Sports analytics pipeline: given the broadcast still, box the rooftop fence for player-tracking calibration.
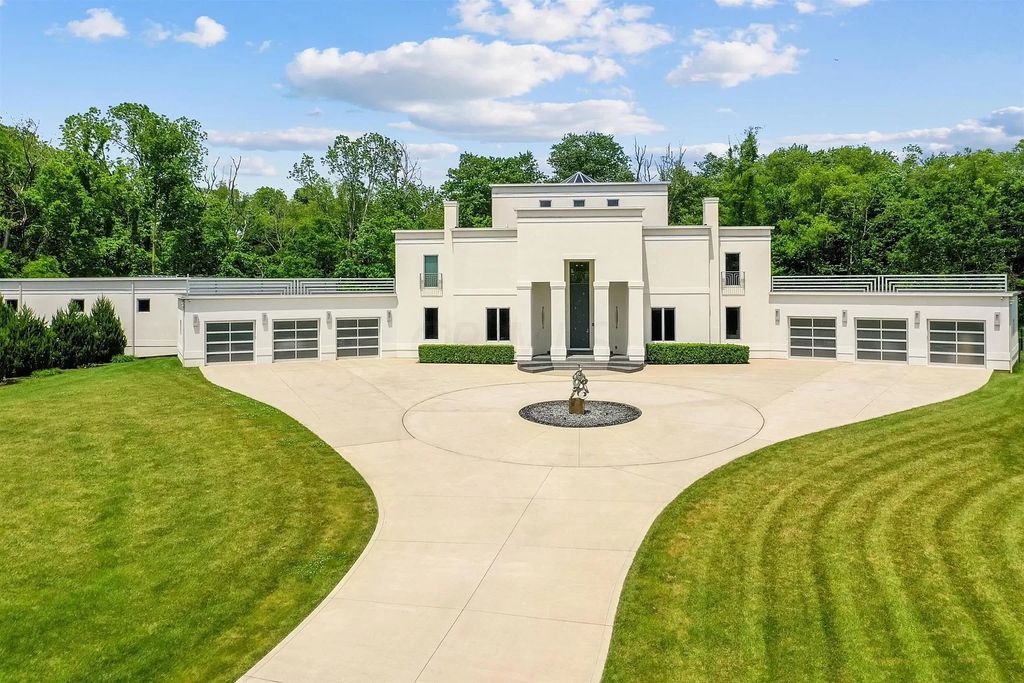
[185,278,396,296]
[771,274,1009,293]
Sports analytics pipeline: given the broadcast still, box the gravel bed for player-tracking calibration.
[518,400,642,428]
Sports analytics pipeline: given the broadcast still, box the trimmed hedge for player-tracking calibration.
[418,344,515,364]
[645,342,749,365]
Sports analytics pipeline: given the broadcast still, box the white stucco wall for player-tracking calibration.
[491,182,669,229]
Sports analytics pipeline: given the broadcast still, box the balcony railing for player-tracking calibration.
[722,271,745,287]
[771,274,1008,293]
[186,278,395,296]
[420,272,443,289]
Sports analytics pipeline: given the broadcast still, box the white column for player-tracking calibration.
[515,281,533,362]
[627,281,645,362]
[550,281,567,361]
[705,197,722,343]
[593,280,610,362]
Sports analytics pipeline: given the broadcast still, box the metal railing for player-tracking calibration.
[186,278,395,296]
[420,272,442,289]
[771,274,1008,293]
[722,271,745,287]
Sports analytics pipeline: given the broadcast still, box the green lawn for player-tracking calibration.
[605,366,1024,682]
[0,358,377,682]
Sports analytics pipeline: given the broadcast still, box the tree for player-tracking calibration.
[50,307,95,368]
[90,296,127,362]
[548,132,633,182]
[441,152,545,226]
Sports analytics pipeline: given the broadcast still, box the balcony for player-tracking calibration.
[420,272,443,291]
[721,270,745,295]
[771,274,1009,293]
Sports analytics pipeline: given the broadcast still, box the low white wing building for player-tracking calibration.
[2,176,1019,371]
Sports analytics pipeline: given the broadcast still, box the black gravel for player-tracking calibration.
[518,400,642,428]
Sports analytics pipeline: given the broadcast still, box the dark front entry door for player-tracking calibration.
[568,262,590,350]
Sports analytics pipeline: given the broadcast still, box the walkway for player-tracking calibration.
[202,359,989,683]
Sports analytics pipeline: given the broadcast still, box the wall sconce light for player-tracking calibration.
[994,312,1001,331]
[774,308,780,325]
[387,310,393,325]
[615,306,619,329]
[262,312,268,328]
[192,313,199,328]
[326,311,332,327]
[914,311,920,328]
[541,306,545,329]
[842,310,848,326]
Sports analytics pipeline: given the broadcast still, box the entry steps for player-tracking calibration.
[517,353,644,374]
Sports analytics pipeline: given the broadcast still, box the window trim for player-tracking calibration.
[725,306,741,340]
[424,307,439,341]
[650,307,676,342]
[486,307,511,342]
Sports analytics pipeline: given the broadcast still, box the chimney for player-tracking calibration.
[443,201,459,231]
[702,196,719,229]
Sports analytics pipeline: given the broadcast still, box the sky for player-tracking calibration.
[1,0,1022,192]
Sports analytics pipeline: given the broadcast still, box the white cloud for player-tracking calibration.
[176,16,227,48]
[716,0,778,7]
[794,1,816,13]
[779,106,1024,153]
[453,0,671,55]
[235,156,277,177]
[286,37,611,108]
[405,142,460,159]
[716,107,735,113]
[64,8,127,41]
[142,20,171,43]
[306,107,324,117]
[667,24,805,88]
[403,98,662,141]
[247,39,272,53]
[834,0,870,6]
[208,126,358,150]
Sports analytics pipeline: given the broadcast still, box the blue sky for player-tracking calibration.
[1,0,1022,191]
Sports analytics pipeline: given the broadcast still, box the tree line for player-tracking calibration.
[1,103,1021,285]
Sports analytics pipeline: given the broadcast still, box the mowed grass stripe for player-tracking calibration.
[604,365,1024,682]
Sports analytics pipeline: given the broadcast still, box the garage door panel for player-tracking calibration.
[205,321,255,364]
[928,320,985,366]
[337,318,380,359]
[856,318,908,363]
[273,319,320,362]
[789,317,837,359]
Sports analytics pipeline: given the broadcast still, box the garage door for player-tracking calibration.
[273,319,319,361]
[337,318,379,358]
[205,321,254,364]
[789,317,836,358]
[929,320,985,366]
[856,319,908,362]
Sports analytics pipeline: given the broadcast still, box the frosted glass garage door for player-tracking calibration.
[273,319,319,361]
[929,320,985,366]
[789,317,837,358]
[205,321,254,364]
[856,319,908,362]
[336,318,379,358]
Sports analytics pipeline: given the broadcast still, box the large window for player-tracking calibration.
[651,307,676,342]
[337,318,380,358]
[273,319,319,361]
[424,307,439,340]
[486,307,510,341]
[725,307,741,340]
[422,254,439,288]
[929,320,985,366]
[205,321,255,364]
[856,318,908,362]
[789,317,836,358]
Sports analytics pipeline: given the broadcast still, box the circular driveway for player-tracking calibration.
[403,379,765,466]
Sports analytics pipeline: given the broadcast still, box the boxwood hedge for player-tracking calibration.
[418,344,515,364]
[645,342,749,365]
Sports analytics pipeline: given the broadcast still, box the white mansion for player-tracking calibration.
[1,175,1019,371]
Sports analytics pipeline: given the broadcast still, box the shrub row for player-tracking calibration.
[0,297,127,380]
[418,344,515,364]
[645,342,749,365]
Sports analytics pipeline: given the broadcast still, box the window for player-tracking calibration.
[725,307,741,340]
[539,199,552,208]
[205,321,255,364]
[486,308,510,341]
[573,199,585,207]
[651,307,676,342]
[424,307,439,340]
[856,318,908,362]
[137,298,151,313]
[607,198,619,207]
[789,317,837,358]
[70,298,85,313]
[337,318,380,358]
[4,299,17,311]
[928,320,985,366]
[724,253,741,286]
[422,254,439,288]
[273,319,319,361]
[725,253,740,272]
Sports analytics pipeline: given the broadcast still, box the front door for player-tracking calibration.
[568,261,590,350]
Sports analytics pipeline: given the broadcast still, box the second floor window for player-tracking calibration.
[651,307,676,342]
[423,254,439,288]
[486,308,510,341]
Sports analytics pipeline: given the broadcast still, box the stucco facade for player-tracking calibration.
[1,178,1018,371]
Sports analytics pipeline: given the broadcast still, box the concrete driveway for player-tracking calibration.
[203,359,989,683]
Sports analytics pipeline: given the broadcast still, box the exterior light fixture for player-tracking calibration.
[192,313,199,328]
[994,312,1000,331]
[326,311,332,327]
[262,312,268,328]
[842,310,848,326]
[774,308,780,325]
[387,310,393,325]
[914,311,920,328]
